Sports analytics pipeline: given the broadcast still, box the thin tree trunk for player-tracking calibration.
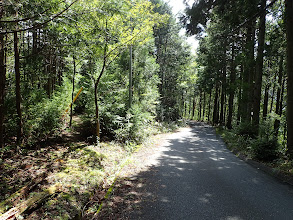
[252,0,266,134]
[274,56,284,137]
[224,95,227,123]
[280,77,286,117]
[70,56,76,127]
[129,45,133,109]
[202,91,206,121]
[227,44,236,129]
[94,82,100,141]
[285,0,293,156]
[220,66,226,125]
[184,101,187,118]
[22,32,26,83]
[270,73,277,113]
[0,2,4,147]
[192,94,196,120]
[94,40,108,140]
[263,83,269,120]
[0,33,5,148]
[58,60,63,86]
[208,90,212,122]
[237,65,243,124]
[198,92,202,121]
[14,31,22,144]
[189,96,192,117]
[213,86,219,125]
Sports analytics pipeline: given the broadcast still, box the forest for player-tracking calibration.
[0,0,292,219]
[182,0,293,162]
[0,0,196,148]
[0,0,196,218]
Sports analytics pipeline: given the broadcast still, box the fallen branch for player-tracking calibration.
[0,173,47,214]
[0,184,61,220]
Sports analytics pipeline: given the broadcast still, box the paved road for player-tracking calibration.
[130,122,293,220]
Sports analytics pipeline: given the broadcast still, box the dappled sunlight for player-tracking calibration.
[85,122,293,219]
[87,123,274,219]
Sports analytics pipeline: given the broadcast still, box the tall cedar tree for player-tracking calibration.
[286,0,293,156]
[252,0,266,133]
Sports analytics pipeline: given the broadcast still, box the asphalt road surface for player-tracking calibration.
[130,122,293,220]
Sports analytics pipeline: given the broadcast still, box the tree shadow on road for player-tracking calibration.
[85,122,273,219]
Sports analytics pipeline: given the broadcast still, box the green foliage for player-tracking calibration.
[153,8,195,121]
[218,128,250,153]
[250,137,279,162]
[234,122,257,139]
[24,86,70,145]
[115,104,156,143]
[3,81,71,146]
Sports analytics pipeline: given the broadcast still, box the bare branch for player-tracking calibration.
[0,8,50,23]
[0,0,79,34]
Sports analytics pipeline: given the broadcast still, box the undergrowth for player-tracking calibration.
[217,125,293,177]
[0,142,134,219]
[0,116,185,219]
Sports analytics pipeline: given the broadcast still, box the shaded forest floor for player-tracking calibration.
[0,116,171,219]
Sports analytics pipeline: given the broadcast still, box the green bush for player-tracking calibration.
[115,104,155,144]
[250,137,279,162]
[234,122,257,139]
[218,128,250,153]
[23,85,71,145]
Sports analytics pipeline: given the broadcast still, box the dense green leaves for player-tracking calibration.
[184,0,293,160]
[0,0,196,147]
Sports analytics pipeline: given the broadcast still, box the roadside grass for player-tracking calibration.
[216,127,293,179]
[216,127,252,157]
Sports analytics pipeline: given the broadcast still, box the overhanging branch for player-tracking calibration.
[0,0,79,34]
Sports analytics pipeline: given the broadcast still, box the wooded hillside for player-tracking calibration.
[0,0,196,148]
[182,0,293,161]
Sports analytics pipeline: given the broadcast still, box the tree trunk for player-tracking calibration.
[263,83,269,120]
[227,44,236,129]
[280,77,286,117]
[70,56,76,127]
[94,42,107,141]
[237,65,243,124]
[202,91,206,121]
[192,95,196,120]
[0,33,5,148]
[208,90,212,122]
[184,100,187,118]
[0,2,4,148]
[198,92,202,121]
[129,45,133,109]
[189,96,192,117]
[252,0,266,134]
[270,73,277,113]
[94,82,100,141]
[285,0,293,156]
[14,31,22,144]
[220,67,226,125]
[274,56,284,137]
[242,21,256,123]
[213,86,219,125]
